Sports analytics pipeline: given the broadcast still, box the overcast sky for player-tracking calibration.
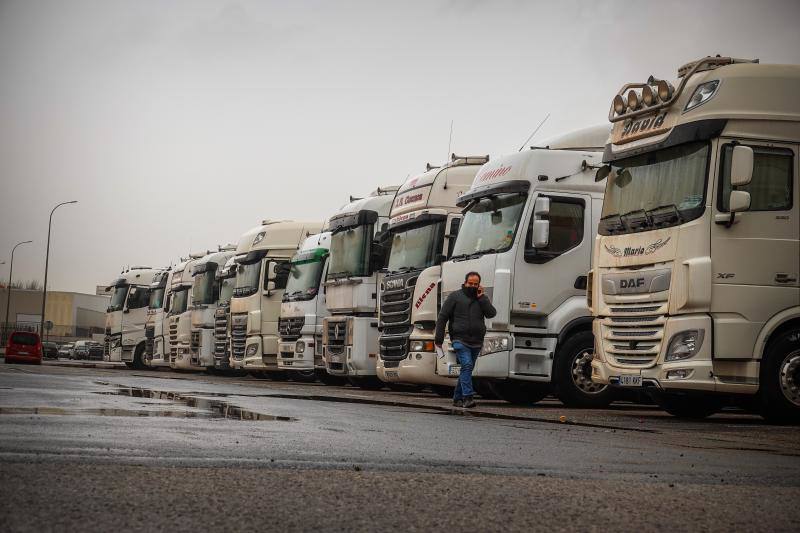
[1,0,799,293]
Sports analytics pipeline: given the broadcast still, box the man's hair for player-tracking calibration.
[464,271,481,283]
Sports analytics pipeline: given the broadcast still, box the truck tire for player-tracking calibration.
[759,328,800,424]
[348,376,385,390]
[653,392,721,419]
[553,330,614,408]
[431,385,455,398]
[132,344,147,370]
[489,380,549,405]
[474,379,498,399]
[290,369,318,383]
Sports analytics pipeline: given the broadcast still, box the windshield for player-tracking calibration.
[284,258,326,301]
[108,285,129,312]
[219,276,235,304]
[234,261,261,297]
[452,193,526,257]
[599,141,709,235]
[192,271,216,305]
[328,224,371,279]
[148,287,165,310]
[387,221,445,273]
[170,288,189,315]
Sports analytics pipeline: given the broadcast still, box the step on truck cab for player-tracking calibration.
[278,232,332,381]
[212,255,238,371]
[377,156,487,390]
[186,245,238,371]
[439,125,614,407]
[590,57,800,422]
[168,255,203,369]
[323,186,399,389]
[103,266,160,368]
[229,220,324,376]
[144,268,173,368]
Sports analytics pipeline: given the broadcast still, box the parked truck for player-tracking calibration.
[229,220,324,376]
[185,246,238,371]
[377,156,487,393]
[590,56,800,422]
[144,268,173,368]
[212,255,238,372]
[278,232,333,382]
[103,266,160,368]
[322,186,399,389]
[437,125,614,407]
[168,255,203,369]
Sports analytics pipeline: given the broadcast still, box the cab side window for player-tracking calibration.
[525,197,585,264]
[265,261,291,291]
[719,145,793,211]
[127,287,150,310]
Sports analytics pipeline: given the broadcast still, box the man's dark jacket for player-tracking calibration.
[435,288,497,347]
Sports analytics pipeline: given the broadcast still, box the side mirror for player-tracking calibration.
[730,145,754,187]
[534,197,550,217]
[729,190,751,213]
[532,220,550,248]
[595,165,612,182]
[267,261,278,280]
[266,281,276,292]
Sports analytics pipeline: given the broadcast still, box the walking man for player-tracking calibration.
[435,271,496,408]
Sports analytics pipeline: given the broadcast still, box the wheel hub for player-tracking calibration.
[779,349,800,408]
[571,349,606,394]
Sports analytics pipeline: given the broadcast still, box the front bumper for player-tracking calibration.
[278,337,316,371]
[377,351,455,386]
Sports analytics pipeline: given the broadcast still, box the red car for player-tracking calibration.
[4,331,43,365]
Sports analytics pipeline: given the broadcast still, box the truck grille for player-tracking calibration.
[169,318,179,360]
[601,299,667,367]
[214,307,229,363]
[279,316,305,342]
[190,330,201,364]
[231,314,247,360]
[104,327,111,356]
[325,319,346,355]
[379,275,416,362]
[145,325,155,359]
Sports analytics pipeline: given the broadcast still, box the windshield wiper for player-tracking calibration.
[599,214,625,234]
[644,204,684,227]
[620,209,653,232]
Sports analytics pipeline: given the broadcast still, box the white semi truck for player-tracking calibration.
[438,126,615,407]
[212,255,238,372]
[168,255,202,369]
[186,246,238,371]
[590,56,800,422]
[322,186,399,389]
[103,266,160,368]
[144,268,173,368]
[377,156,487,393]
[278,232,333,382]
[229,220,324,376]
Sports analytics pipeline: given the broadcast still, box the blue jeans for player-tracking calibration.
[452,341,481,401]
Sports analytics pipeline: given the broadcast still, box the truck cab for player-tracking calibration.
[278,232,332,381]
[439,126,615,407]
[590,57,800,422]
[168,256,202,369]
[212,255,238,371]
[229,220,323,376]
[377,156,486,391]
[144,268,173,368]
[103,266,160,368]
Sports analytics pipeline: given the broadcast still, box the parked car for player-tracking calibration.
[42,341,59,359]
[4,331,43,365]
[58,343,74,359]
[72,340,103,361]
[87,341,104,361]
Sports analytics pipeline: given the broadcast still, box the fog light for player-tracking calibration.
[627,90,640,111]
[613,94,626,115]
[295,340,306,354]
[665,330,705,362]
[416,353,422,360]
[657,80,674,101]
[245,343,258,357]
[642,85,658,106]
[666,369,693,380]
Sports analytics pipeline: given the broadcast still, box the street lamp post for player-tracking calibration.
[40,201,77,339]
[4,240,32,342]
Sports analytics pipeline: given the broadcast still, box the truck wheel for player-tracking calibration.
[489,380,549,405]
[265,371,289,381]
[759,328,800,424]
[348,376,385,390]
[132,344,147,370]
[474,379,498,399]
[317,370,347,386]
[431,385,455,398]
[553,330,614,408]
[653,393,721,419]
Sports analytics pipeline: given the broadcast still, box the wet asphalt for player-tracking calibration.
[1,361,799,532]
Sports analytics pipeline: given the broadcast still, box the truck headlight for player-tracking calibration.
[295,340,306,354]
[665,330,704,362]
[684,80,719,112]
[245,343,258,357]
[480,335,511,356]
[410,340,435,352]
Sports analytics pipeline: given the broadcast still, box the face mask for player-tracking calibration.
[464,286,478,298]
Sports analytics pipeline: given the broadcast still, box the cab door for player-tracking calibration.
[710,140,799,359]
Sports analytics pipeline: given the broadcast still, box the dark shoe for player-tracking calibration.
[462,396,476,408]
[453,399,463,407]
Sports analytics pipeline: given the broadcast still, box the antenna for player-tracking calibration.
[443,120,454,189]
[518,113,551,152]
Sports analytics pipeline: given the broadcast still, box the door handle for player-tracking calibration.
[775,273,798,284]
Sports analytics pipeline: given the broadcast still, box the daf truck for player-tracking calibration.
[229,220,324,376]
[590,56,800,422]
[144,268,173,368]
[278,232,333,382]
[103,266,160,368]
[377,156,487,393]
[186,246,238,371]
[322,186,399,389]
[437,125,614,407]
[168,255,202,368]
[212,255,238,372]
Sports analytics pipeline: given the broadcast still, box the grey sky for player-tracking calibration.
[1,0,799,293]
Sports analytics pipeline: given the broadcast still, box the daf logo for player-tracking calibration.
[619,278,646,289]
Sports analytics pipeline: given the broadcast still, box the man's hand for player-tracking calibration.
[477,285,485,298]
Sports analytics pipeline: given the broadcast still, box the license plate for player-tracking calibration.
[385,371,399,378]
[447,364,461,377]
[618,374,642,387]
